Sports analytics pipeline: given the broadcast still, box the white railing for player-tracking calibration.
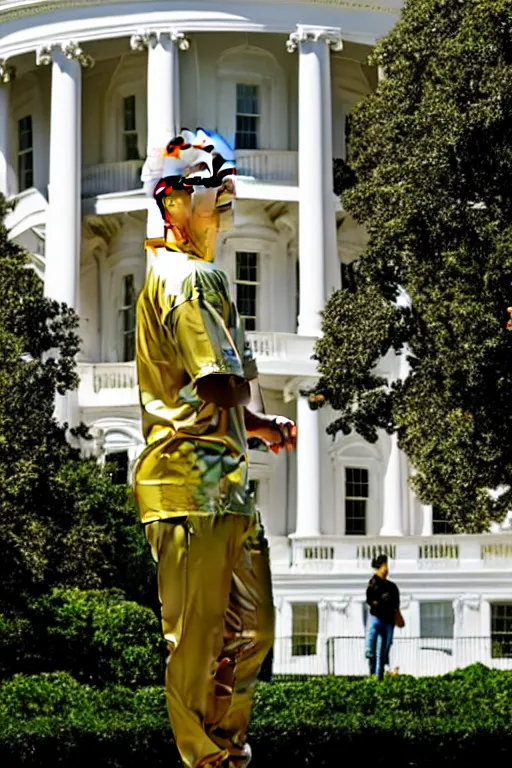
[78,332,316,406]
[80,152,297,198]
[82,160,144,198]
[272,636,512,678]
[283,534,512,573]
[236,150,298,184]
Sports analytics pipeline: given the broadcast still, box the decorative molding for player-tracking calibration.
[286,25,344,53]
[320,597,352,614]
[36,40,94,68]
[453,594,481,617]
[130,29,190,52]
[0,58,15,82]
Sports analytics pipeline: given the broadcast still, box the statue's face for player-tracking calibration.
[152,129,236,262]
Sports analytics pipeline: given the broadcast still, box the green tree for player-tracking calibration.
[313,0,512,532]
[0,195,155,612]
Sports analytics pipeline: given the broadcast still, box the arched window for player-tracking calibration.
[216,46,287,151]
[330,437,382,536]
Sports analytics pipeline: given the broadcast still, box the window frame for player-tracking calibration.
[491,602,512,659]
[291,602,319,657]
[234,250,259,331]
[234,83,260,150]
[121,94,140,162]
[119,273,137,362]
[344,466,369,536]
[17,114,34,192]
[329,438,382,536]
[419,601,455,640]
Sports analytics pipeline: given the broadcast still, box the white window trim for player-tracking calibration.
[101,256,144,362]
[104,58,146,164]
[219,232,278,332]
[216,45,287,151]
[329,438,382,536]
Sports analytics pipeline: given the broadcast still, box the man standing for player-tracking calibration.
[365,554,402,679]
[133,130,296,768]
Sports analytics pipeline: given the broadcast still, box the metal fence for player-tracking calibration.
[271,636,512,678]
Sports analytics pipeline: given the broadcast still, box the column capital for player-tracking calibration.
[130,28,190,52]
[283,376,317,403]
[286,25,343,54]
[36,41,95,68]
[0,59,16,83]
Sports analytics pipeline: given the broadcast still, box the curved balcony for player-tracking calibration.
[81,152,298,199]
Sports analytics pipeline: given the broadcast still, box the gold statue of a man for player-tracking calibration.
[134,130,296,768]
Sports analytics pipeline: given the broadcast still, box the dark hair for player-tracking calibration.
[371,554,388,570]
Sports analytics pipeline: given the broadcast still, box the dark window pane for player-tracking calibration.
[235,85,259,150]
[124,133,139,161]
[491,604,512,658]
[432,505,456,535]
[107,451,129,485]
[236,84,259,114]
[18,152,34,191]
[345,468,369,498]
[18,115,33,152]
[121,275,136,362]
[345,499,366,535]
[123,95,136,132]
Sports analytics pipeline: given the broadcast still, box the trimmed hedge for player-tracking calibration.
[0,664,511,767]
[0,588,165,686]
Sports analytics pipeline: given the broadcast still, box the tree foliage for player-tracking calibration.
[0,196,155,612]
[313,0,512,531]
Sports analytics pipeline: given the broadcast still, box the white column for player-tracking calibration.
[294,394,321,537]
[37,42,93,427]
[321,40,340,299]
[0,60,15,196]
[287,26,342,337]
[421,504,433,536]
[131,30,189,238]
[381,432,404,536]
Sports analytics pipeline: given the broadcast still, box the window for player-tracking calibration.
[345,468,368,535]
[235,251,259,331]
[292,603,318,657]
[18,115,34,191]
[420,602,454,639]
[106,451,129,485]
[235,84,259,150]
[491,603,512,659]
[121,274,136,362]
[432,505,456,535]
[123,95,139,161]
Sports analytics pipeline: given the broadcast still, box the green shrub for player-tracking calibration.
[0,665,511,767]
[26,588,165,686]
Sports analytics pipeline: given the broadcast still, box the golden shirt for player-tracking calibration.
[133,244,258,524]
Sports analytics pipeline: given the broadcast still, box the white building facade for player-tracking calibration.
[2,0,512,677]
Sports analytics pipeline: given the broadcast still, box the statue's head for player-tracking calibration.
[142,128,236,262]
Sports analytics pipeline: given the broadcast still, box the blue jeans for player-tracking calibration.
[365,615,394,680]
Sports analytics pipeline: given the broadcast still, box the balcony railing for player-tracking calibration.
[82,160,144,198]
[272,636,512,678]
[77,331,316,406]
[281,534,512,573]
[81,151,298,198]
[236,150,298,184]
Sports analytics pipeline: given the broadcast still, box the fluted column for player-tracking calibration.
[421,504,433,536]
[381,432,404,536]
[37,41,94,427]
[131,29,189,238]
[294,393,321,537]
[0,60,15,196]
[287,26,342,336]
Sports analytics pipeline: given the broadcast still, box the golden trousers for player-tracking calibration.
[145,514,274,768]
